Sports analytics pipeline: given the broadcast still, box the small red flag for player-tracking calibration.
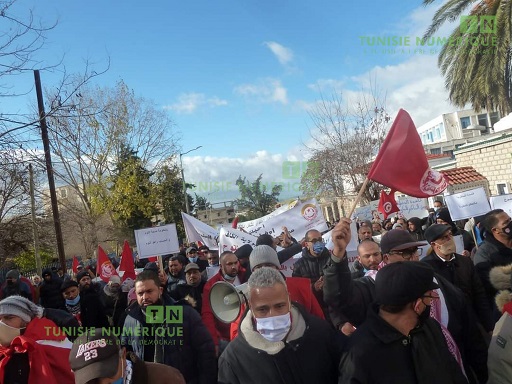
[119,240,136,282]
[232,216,239,229]
[96,245,119,283]
[368,109,448,197]
[72,255,79,274]
[378,190,400,219]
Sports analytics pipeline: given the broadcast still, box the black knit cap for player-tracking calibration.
[375,262,439,306]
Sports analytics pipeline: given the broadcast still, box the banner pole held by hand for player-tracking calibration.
[347,177,370,219]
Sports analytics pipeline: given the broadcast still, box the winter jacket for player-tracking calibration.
[0,280,33,301]
[101,288,128,327]
[487,264,512,384]
[474,235,512,311]
[171,279,207,313]
[338,304,468,384]
[121,295,217,384]
[324,255,489,384]
[39,272,65,310]
[201,269,247,346]
[292,247,331,317]
[219,304,343,384]
[69,290,110,328]
[422,252,493,332]
[166,272,187,296]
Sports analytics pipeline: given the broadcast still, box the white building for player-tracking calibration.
[418,108,501,156]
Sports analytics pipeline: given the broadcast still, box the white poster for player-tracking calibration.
[181,212,219,249]
[397,196,429,219]
[490,194,512,217]
[237,199,328,241]
[134,224,180,259]
[238,200,297,232]
[353,200,382,221]
[444,187,491,221]
[218,227,258,254]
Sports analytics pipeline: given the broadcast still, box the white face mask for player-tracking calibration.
[254,312,291,342]
[0,320,23,346]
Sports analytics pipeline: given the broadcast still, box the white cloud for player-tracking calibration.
[164,93,228,114]
[264,41,294,66]
[234,78,288,105]
[182,149,309,203]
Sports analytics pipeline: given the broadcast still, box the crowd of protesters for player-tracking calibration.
[0,199,511,383]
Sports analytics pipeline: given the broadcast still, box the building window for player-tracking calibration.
[60,189,67,199]
[443,150,454,158]
[460,116,471,129]
[430,148,441,155]
[490,111,500,126]
[478,114,488,127]
[497,183,509,195]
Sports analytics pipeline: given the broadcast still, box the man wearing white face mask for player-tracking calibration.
[218,268,343,384]
[422,224,493,334]
[69,329,185,384]
[0,295,79,384]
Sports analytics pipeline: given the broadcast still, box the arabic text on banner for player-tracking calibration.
[134,224,180,258]
[444,187,491,221]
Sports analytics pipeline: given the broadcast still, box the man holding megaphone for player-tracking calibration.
[218,267,343,383]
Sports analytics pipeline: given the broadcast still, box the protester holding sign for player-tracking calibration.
[436,208,475,256]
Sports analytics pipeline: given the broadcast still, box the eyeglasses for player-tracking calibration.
[307,237,323,244]
[389,247,422,259]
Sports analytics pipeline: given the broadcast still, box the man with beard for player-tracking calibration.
[339,262,468,384]
[121,270,216,384]
[61,280,109,328]
[166,255,187,295]
[202,251,247,356]
[100,275,128,327]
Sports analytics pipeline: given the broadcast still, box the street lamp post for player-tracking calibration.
[180,146,202,214]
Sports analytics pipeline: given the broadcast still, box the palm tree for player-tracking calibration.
[423,0,512,115]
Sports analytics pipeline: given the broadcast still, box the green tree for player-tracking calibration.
[423,0,512,115]
[14,247,55,272]
[235,174,282,219]
[194,194,211,211]
[154,162,188,241]
[106,145,157,233]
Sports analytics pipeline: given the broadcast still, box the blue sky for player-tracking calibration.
[4,0,457,203]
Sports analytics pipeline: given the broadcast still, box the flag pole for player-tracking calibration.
[347,177,370,219]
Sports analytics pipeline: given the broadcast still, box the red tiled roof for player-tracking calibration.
[426,153,451,160]
[440,167,487,185]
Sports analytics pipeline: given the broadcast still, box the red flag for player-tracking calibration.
[119,240,136,282]
[148,256,158,262]
[72,255,79,274]
[232,216,239,229]
[368,109,448,197]
[96,245,119,283]
[378,190,400,219]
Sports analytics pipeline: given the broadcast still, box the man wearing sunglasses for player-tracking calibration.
[325,219,488,384]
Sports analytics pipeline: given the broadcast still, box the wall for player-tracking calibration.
[455,135,512,196]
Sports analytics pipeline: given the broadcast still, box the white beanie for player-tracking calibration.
[0,295,44,323]
[249,245,280,271]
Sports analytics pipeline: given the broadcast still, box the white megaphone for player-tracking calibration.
[209,281,249,323]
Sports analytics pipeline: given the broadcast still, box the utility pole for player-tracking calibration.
[28,164,42,276]
[180,145,202,214]
[34,70,67,273]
